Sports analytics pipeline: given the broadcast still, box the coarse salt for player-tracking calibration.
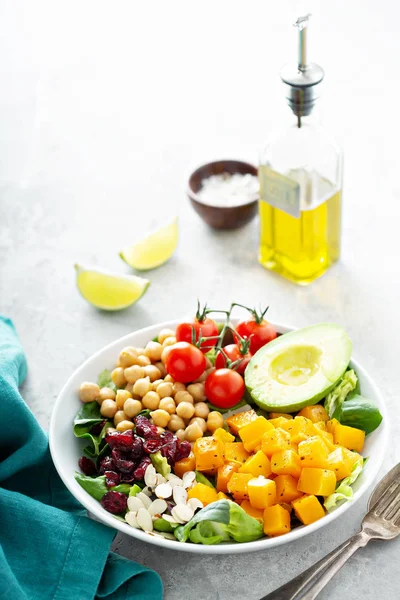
[197,173,259,208]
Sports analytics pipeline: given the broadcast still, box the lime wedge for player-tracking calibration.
[119,217,179,270]
[75,264,150,311]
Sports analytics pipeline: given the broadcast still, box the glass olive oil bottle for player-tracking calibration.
[259,15,343,285]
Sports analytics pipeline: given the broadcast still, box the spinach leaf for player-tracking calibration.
[74,473,131,501]
[74,401,103,426]
[98,369,117,392]
[335,394,382,434]
[189,520,230,544]
[73,402,111,457]
[226,502,263,542]
[174,500,231,542]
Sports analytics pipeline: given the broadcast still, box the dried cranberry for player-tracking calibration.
[105,430,134,450]
[143,438,163,454]
[111,449,136,474]
[129,436,144,460]
[89,420,107,436]
[120,472,137,483]
[160,439,179,466]
[78,456,97,476]
[175,440,191,462]
[160,430,175,444]
[101,491,128,514]
[105,470,120,487]
[134,416,159,439]
[99,455,114,474]
[133,456,151,480]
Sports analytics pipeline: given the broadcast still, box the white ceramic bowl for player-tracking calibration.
[49,321,388,554]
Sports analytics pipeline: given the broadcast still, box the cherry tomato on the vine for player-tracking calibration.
[205,368,245,409]
[215,344,251,375]
[235,319,277,355]
[165,342,206,383]
[176,317,219,352]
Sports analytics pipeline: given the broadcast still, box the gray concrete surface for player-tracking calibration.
[1,1,399,598]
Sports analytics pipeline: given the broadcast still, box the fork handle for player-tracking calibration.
[260,530,370,600]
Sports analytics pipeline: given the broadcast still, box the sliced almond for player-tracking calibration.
[148,499,168,517]
[125,511,140,528]
[172,504,194,523]
[137,508,153,532]
[144,465,157,488]
[155,482,173,499]
[162,514,179,525]
[127,496,145,512]
[141,486,153,497]
[187,498,204,512]
[136,492,152,509]
[155,474,167,486]
[172,485,188,505]
[182,471,196,488]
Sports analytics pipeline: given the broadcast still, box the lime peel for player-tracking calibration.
[119,217,179,271]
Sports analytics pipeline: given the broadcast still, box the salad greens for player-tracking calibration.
[73,401,110,458]
[324,370,358,417]
[151,452,171,477]
[324,456,366,511]
[74,473,131,501]
[195,471,215,488]
[97,369,117,392]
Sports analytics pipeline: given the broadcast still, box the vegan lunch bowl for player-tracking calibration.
[49,302,388,554]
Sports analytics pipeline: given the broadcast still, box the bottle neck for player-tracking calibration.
[284,83,321,128]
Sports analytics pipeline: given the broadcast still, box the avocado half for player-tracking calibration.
[245,323,352,413]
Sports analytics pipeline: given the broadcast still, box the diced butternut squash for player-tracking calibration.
[280,416,314,443]
[248,476,276,509]
[268,417,293,429]
[298,436,329,468]
[240,500,264,522]
[297,405,329,423]
[173,454,196,478]
[326,447,354,481]
[275,474,303,503]
[217,462,239,493]
[326,418,340,434]
[333,423,365,453]
[224,442,250,465]
[217,491,229,500]
[188,483,218,506]
[292,494,325,524]
[297,468,337,496]
[213,427,235,444]
[261,428,291,457]
[227,472,253,503]
[313,420,327,432]
[314,429,336,452]
[239,450,272,478]
[226,409,258,435]
[269,412,293,420]
[271,450,302,478]
[239,417,274,452]
[263,504,291,537]
[279,502,293,513]
[343,448,362,466]
[193,437,225,472]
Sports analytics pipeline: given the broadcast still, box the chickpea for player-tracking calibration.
[111,367,127,388]
[187,383,206,403]
[142,365,162,382]
[172,382,186,394]
[194,402,210,419]
[168,414,185,432]
[125,382,134,394]
[176,401,195,420]
[161,346,172,364]
[97,387,116,404]
[145,341,163,362]
[194,371,208,383]
[158,328,175,344]
[207,411,224,433]
[162,336,177,348]
[119,346,138,368]
[150,409,171,428]
[175,428,186,441]
[114,410,128,426]
[151,379,164,391]
[136,355,151,367]
[189,417,207,433]
[116,420,135,432]
[78,382,100,403]
[100,399,118,418]
[157,381,174,398]
[124,364,145,384]
[164,373,174,383]
[135,347,146,355]
[155,361,167,377]
[115,389,132,410]
[133,377,151,397]
[142,391,160,410]
[184,421,203,442]
[156,426,165,435]
[159,397,176,414]
[124,398,143,418]
[175,390,194,405]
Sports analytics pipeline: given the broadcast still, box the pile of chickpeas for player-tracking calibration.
[78,327,224,442]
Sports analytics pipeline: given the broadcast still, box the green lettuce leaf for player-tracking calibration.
[189,521,230,545]
[324,456,365,511]
[324,370,358,418]
[174,500,231,542]
[226,502,263,542]
[74,473,131,501]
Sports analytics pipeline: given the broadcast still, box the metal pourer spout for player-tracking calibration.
[280,14,324,125]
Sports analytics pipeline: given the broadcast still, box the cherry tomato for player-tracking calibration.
[205,368,245,409]
[215,344,251,375]
[176,317,219,352]
[165,342,206,383]
[235,319,277,354]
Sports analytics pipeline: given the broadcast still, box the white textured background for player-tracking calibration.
[0,1,399,598]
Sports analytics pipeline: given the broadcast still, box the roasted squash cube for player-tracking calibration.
[333,423,365,453]
[297,405,329,423]
[217,491,230,500]
[275,474,303,503]
[240,499,264,522]
[297,467,337,496]
[269,412,293,420]
[326,418,340,434]
[213,427,235,444]
[173,453,196,479]
[326,447,354,481]
[268,417,293,429]
[280,416,314,443]
[261,427,291,457]
[248,476,276,509]
[226,409,258,435]
[298,436,329,468]
[271,450,302,478]
[224,442,250,465]
[217,462,239,493]
[292,494,325,524]
[187,483,218,506]
[239,450,272,478]
[263,504,291,537]
[227,472,253,503]
[239,417,275,452]
[193,437,225,471]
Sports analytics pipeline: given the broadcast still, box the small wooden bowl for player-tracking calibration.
[187,159,259,230]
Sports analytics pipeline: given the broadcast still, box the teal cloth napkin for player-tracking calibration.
[0,317,163,600]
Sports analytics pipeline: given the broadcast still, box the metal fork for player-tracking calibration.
[261,463,400,600]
